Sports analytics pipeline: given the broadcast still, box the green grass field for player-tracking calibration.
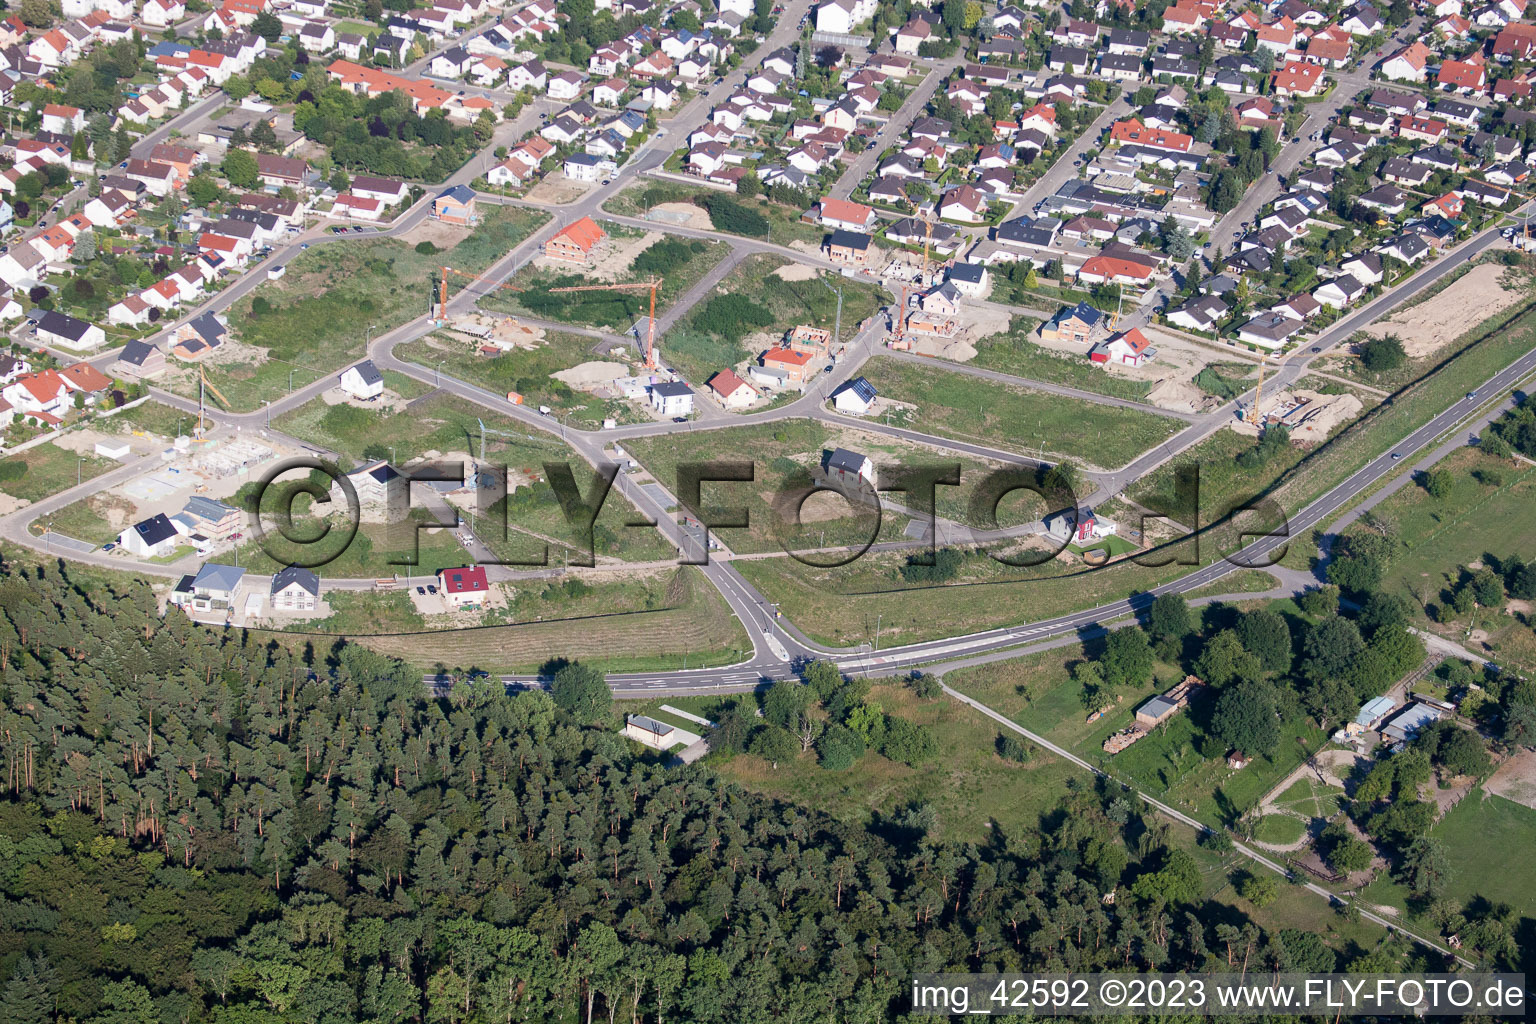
[622,418,1023,554]
[704,681,1082,844]
[1253,814,1307,844]
[734,549,1188,648]
[272,392,675,564]
[277,566,752,674]
[394,331,646,428]
[662,253,889,385]
[175,206,549,412]
[967,316,1154,403]
[857,357,1183,471]
[603,182,825,247]
[227,512,471,578]
[0,443,115,503]
[35,491,130,545]
[485,233,728,330]
[99,400,198,440]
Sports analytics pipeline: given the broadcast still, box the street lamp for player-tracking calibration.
[366,323,379,348]
[289,367,297,393]
[436,361,443,385]
[77,457,83,487]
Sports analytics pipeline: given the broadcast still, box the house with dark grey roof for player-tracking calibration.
[339,359,385,400]
[822,447,875,488]
[271,565,320,611]
[119,512,180,558]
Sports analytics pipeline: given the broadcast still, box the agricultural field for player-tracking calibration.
[663,253,889,385]
[857,357,1183,471]
[0,443,115,504]
[169,206,549,412]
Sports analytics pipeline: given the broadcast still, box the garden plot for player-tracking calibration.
[1361,262,1530,359]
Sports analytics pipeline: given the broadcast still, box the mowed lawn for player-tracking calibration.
[184,206,549,412]
[857,357,1182,471]
[706,682,1082,844]
[0,443,115,503]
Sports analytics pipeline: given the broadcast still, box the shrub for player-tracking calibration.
[0,460,27,482]
[899,547,964,583]
[690,293,774,342]
[1359,335,1407,372]
[699,193,769,237]
[414,240,440,255]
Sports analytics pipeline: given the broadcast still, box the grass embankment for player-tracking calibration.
[177,206,549,412]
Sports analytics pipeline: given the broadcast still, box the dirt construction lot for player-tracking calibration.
[1362,262,1530,358]
[1485,747,1536,810]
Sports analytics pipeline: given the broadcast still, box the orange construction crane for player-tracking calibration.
[549,277,663,369]
[438,265,523,321]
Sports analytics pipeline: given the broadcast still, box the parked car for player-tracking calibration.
[101,541,116,552]
[416,586,426,595]
[426,584,437,594]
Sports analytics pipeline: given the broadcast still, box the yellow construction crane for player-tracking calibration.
[438,264,523,321]
[196,366,231,439]
[1248,354,1268,425]
[548,277,663,370]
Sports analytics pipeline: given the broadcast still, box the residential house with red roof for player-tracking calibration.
[1438,58,1488,94]
[437,565,490,608]
[543,216,606,263]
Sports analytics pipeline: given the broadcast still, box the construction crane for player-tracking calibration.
[1248,354,1268,425]
[548,277,663,370]
[196,366,231,439]
[437,264,524,322]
